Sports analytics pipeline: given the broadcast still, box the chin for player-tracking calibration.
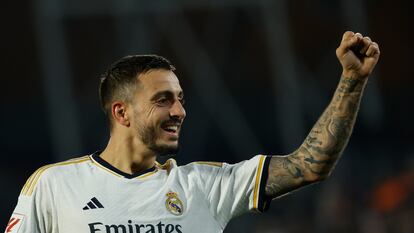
[150,141,180,157]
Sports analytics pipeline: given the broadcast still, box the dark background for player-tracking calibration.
[2,0,413,232]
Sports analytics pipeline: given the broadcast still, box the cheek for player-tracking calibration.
[138,108,163,131]
[130,108,149,128]
[133,104,154,120]
[146,106,157,119]
[147,105,170,122]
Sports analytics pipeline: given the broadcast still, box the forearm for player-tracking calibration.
[297,74,366,177]
[265,74,367,198]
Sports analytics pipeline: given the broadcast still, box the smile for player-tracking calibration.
[161,122,181,137]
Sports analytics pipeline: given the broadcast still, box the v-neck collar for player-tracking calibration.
[91,151,157,179]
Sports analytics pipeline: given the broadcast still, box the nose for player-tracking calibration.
[169,99,186,120]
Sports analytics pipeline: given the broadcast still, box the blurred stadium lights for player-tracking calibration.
[34,0,83,161]
[261,0,305,150]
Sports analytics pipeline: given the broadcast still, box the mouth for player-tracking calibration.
[161,122,181,138]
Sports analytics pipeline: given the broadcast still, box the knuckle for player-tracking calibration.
[344,30,354,36]
[343,31,354,40]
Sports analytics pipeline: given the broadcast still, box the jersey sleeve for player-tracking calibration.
[193,155,271,227]
[5,168,56,233]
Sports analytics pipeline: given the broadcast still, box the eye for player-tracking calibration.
[156,98,170,106]
[179,97,185,106]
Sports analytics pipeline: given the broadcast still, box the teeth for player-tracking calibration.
[165,125,178,132]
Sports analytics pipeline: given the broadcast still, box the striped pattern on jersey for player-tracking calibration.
[20,156,91,196]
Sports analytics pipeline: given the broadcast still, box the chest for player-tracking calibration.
[52,173,220,233]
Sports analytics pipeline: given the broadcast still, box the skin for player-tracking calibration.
[265,31,381,199]
[100,69,186,175]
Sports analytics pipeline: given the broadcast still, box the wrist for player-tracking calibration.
[339,73,368,93]
[341,70,370,81]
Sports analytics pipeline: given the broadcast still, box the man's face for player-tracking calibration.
[130,69,186,156]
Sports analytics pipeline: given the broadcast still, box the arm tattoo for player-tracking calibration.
[265,75,367,199]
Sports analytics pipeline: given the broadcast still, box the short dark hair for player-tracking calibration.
[99,54,175,127]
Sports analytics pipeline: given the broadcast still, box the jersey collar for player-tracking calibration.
[91,151,157,179]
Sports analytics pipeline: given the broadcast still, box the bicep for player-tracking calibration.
[265,153,309,199]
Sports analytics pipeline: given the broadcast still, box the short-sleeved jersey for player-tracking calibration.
[6,152,271,233]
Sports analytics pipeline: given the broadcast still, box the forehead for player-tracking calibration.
[137,69,182,96]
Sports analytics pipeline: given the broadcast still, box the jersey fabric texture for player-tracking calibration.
[6,152,271,233]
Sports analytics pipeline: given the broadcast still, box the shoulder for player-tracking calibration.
[177,155,268,177]
[173,160,225,180]
[20,155,92,196]
[179,155,266,170]
[179,160,224,171]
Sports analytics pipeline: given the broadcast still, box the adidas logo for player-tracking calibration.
[83,197,104,210]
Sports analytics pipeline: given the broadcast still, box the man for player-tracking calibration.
[6,31,379,233]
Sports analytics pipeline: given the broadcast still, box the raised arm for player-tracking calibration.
[265,31,380,199]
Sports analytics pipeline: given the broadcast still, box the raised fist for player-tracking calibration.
[336,31,380,79]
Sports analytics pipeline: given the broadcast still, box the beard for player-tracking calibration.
[137,122,180,157]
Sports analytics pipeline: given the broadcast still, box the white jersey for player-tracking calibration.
[6,152,271,233]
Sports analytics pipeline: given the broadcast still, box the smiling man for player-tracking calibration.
[6,31,380,233]
[97,60,186,177]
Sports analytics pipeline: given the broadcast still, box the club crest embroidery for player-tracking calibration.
[165,191,184,215]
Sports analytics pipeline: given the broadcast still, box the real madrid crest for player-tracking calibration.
[165,191,184,216]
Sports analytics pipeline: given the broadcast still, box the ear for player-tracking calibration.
[111,101,130,127]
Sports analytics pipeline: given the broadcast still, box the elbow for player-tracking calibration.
[304,169,333,183]
[302,154,339,183]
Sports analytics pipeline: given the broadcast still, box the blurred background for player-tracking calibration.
[2,0,413,232]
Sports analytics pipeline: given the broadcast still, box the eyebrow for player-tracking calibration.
[150,90,184,101]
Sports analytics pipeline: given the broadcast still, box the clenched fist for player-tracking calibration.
[336,31,380,79]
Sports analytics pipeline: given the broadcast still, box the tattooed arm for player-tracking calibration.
[265,31,380,199]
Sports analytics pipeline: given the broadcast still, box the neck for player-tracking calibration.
[100,133,156,175]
